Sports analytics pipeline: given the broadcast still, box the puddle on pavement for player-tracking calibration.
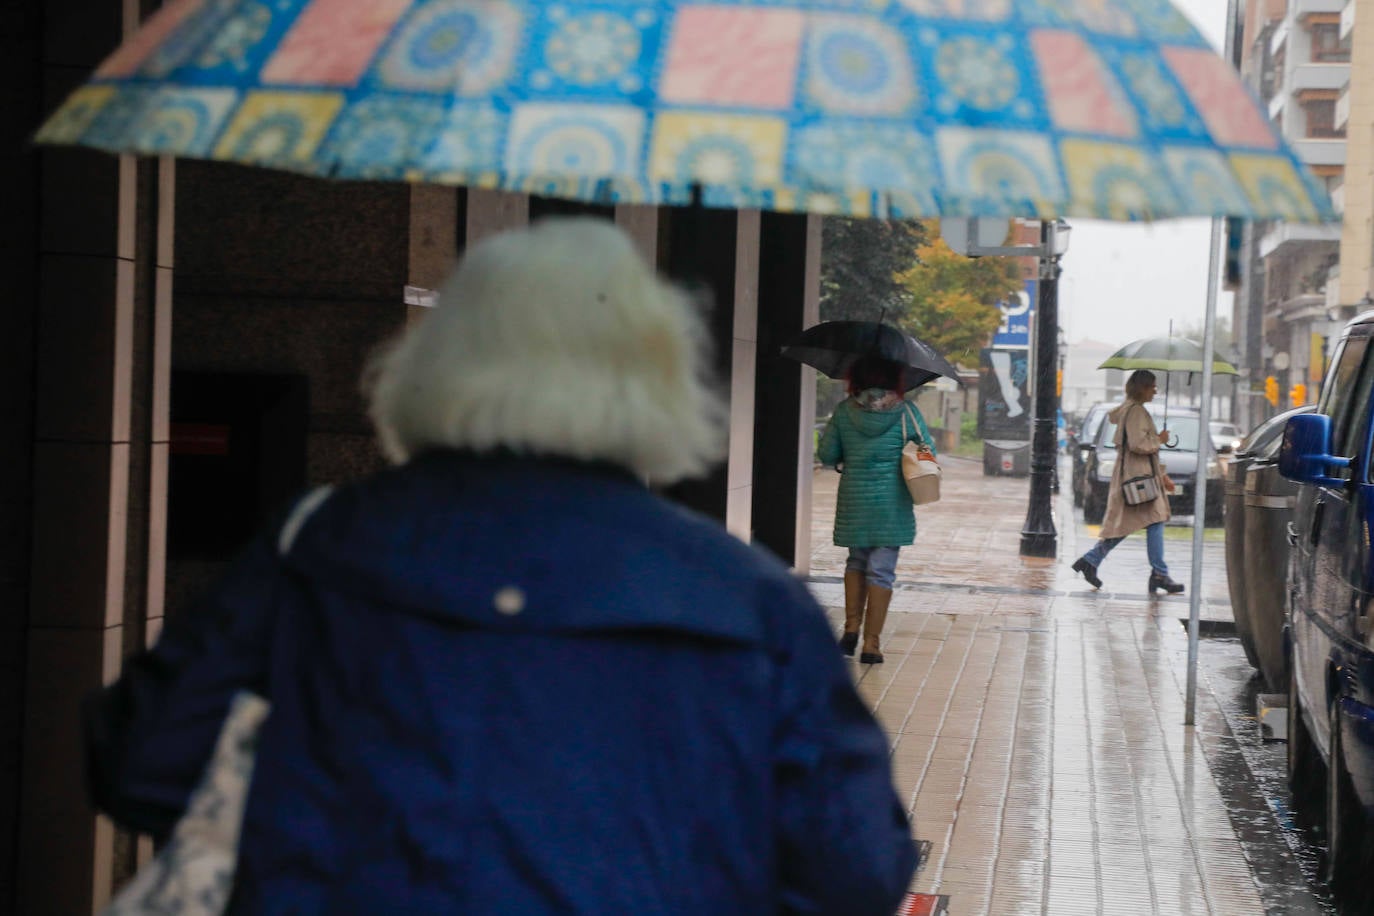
[1189,630,1339,914]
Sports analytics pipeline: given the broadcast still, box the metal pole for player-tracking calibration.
[1021,220,1060,557]
[1185,218,1222,726]
[1185,0,1239,727]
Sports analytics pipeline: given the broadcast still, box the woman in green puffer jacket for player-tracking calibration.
[817,356,933,664]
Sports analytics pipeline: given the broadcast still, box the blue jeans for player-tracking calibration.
[1081,522,1168,575]
[846,546,900,589]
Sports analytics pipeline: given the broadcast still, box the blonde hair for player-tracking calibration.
[365,217,727,484]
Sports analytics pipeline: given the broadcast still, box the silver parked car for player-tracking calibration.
[1080,404,1222,527]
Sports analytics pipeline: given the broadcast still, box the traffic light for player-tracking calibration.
[1264,376,1279,407]
[1290,383,1307,406]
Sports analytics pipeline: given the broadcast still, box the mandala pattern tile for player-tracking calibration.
[805,15,918,116]
[507,103,646,179]
[1061,138,1177,220]
[373,0,524,93]
[213,90,344,167]
[936,128,1065,216]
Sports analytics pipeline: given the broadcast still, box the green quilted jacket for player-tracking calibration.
[817,398,933,548]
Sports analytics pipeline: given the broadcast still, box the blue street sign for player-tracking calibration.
[992,280,1037,349]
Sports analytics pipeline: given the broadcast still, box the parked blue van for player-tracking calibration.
[1279,311,1374,887]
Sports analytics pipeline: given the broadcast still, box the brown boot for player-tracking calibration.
[840,571,867,656]
[860,586,892,664]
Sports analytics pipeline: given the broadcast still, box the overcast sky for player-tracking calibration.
[1057,0,1233,347]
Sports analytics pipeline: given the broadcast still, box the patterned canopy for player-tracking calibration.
[35,0,1336,222]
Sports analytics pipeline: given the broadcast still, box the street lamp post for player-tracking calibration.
[1020,220,1070,557]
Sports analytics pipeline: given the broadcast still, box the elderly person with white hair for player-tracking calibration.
[83,218,918,914]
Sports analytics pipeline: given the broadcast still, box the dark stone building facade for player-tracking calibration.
[3,2,822,911]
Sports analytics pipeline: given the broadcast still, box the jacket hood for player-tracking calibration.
[279,451,788,645]
[1107,400,1141,424]
[843,399,908,437]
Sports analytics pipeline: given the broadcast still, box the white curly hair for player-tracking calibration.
[365,217,728,484]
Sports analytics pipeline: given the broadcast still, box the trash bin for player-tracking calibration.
[983,440,1030,477]
[1242,443,1295,692]
[1222,452,1260,671]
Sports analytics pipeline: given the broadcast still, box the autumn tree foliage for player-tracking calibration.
[896,232,1021,368]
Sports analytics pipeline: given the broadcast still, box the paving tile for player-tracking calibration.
[807,459,1303,915]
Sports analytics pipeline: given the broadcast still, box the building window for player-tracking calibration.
[1310,23,1351,63]
[1303,99,1345,139]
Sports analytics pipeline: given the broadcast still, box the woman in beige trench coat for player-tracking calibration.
[1071,370,1186,595]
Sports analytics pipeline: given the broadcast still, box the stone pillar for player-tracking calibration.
[407,186,458,324]
[615,204,660,267]
[663,208,761,538]
[465,189,529,246]
[20,0,174,905]
[751,213,821,571]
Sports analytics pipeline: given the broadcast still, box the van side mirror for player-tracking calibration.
[1279,414,1350,485]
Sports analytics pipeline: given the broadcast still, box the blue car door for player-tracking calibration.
[1294,330,1374,756]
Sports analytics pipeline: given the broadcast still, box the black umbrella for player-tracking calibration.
[781,320,962,392]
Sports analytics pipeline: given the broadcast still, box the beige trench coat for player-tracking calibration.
[1098,399,1171,539]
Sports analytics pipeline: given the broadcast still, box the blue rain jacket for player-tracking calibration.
[86,450,917,914]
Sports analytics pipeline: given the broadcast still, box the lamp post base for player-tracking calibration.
[1020,528,1056,558]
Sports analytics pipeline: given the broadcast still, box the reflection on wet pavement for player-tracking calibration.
[807,455,1337,914]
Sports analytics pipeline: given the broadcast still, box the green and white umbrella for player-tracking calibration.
[1098,336,1238,375]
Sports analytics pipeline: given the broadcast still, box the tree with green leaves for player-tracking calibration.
[819,218,926,322]
[896,232,1021,368]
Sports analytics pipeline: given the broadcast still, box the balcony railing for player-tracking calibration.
[1289,62,1351,92]
[1291,138,1346,164]
[1295,0,1347,15]
[1259,223,1341,259]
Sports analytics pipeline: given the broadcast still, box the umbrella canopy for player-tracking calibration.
[1097,336,1239,375]
[35,0,1333,222]
[781,321,961,393]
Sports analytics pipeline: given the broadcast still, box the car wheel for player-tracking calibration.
[1083,484,1105,525]
[1287,664,1322,822]
[1324,698,1368,890]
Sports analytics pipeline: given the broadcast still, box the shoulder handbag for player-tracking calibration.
[1119,407,1162,506]
[899,405,941,505]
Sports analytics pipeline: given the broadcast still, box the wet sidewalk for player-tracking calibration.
[807,454,1322,916]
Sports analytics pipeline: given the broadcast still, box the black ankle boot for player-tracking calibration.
[1148,572,1184,594]
[1071,557,1102,589]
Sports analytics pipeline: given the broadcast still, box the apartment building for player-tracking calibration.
[1234,0,1373,431]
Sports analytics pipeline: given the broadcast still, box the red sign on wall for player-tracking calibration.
[171,422,231,455]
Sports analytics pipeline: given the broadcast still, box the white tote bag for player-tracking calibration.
[101,486,331,915]
[101,692,269,916]
[899,406,941,505]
